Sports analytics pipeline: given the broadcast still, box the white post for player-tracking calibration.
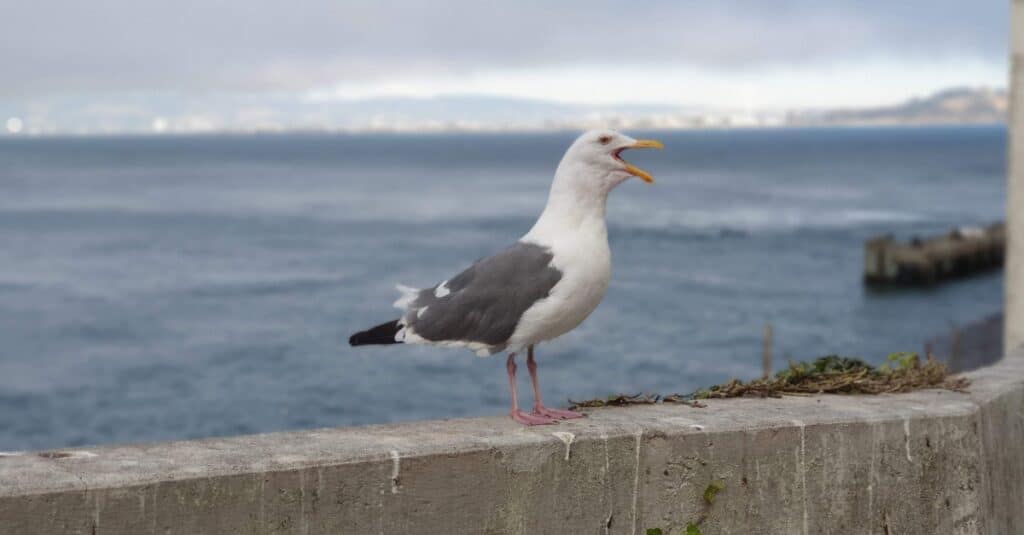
[1007,1,1024,353]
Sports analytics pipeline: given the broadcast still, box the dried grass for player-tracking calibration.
[568,353,969,410]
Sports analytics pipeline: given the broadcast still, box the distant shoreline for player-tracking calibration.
[0,121,1007,140]
[2,87,1006,139]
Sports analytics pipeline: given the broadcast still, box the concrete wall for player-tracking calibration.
[3,350,1024,534]
[1008,0,1024,353]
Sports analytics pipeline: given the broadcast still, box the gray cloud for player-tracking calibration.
[0,0,1008,96]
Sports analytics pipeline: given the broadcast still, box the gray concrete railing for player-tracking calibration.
[3,350,1024,534]
[1008,0,1024,353]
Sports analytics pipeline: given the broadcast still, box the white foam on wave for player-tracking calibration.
[612,206,929,234]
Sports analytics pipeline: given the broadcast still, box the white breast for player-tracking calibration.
[507,226,611,351]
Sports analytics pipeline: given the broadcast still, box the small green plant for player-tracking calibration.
[702,480,725,505]
[878,351,919,373]
[690,353,967,398]
[644,478,723,535]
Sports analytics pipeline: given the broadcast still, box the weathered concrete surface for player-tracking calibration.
[1008,0,1024,353]
[2,352,1024,535]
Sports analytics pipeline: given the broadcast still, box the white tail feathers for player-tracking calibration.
[393,284,419,310]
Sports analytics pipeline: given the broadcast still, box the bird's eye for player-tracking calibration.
[598,135,612,145]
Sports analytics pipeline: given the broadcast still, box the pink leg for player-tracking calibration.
[507,353,556,425]
[528,346,584,420]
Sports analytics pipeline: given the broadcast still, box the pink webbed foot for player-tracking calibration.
[533,405,586,420]
[510,410,558,426]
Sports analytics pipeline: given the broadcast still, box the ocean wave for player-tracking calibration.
[187,275,344,298]
[0,203,536,229]
[0,202,931,245]
[0,281,37,292]
[609,207,929,237]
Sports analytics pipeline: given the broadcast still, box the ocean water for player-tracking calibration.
[0,126,1005,450]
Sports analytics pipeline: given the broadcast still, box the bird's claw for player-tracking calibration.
[511,410,558,426]
[533,405,585,420]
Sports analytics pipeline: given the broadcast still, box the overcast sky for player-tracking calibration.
[0,0,1010,132]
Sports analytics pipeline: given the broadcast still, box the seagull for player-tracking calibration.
[349,130,663,425]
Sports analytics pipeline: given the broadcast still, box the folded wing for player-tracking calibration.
[396,241,562,355]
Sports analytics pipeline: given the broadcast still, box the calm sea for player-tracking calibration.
[0,126,1006,450]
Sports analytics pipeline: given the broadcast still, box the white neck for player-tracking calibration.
[522,160,616,246]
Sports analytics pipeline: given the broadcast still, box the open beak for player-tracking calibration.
[617,139,664,183]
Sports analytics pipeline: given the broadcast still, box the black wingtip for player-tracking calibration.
[349,319,403,347]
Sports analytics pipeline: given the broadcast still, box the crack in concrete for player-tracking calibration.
[601,432,612,535]
[300,469,308,535]
[150,483,159,534]
[258,474,266,530]
[631,429,643,535]
[92,491,102,534]
[904,417,914,463]
[389,450,401,494]
[791,419,808,535]
[868,423,878,535]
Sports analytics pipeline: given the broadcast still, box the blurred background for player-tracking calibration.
[0,1,1008,450]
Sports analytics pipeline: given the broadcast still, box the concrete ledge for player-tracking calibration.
[3,353,1024,534]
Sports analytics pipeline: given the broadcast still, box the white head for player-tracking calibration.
[554,129,664,196]
[526,130,663,238]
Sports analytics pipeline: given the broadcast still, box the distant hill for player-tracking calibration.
[789,87,1007,126]
[6,93,703,135]
[5,86,1006,136]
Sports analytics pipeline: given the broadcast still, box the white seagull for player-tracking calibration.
[350,130,663,425]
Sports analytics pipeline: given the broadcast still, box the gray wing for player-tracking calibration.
[402,241,562,349]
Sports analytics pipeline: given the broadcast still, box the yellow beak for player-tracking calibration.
[622,139,663,183]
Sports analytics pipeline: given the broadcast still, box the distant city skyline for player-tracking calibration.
[1,1,1009,134]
